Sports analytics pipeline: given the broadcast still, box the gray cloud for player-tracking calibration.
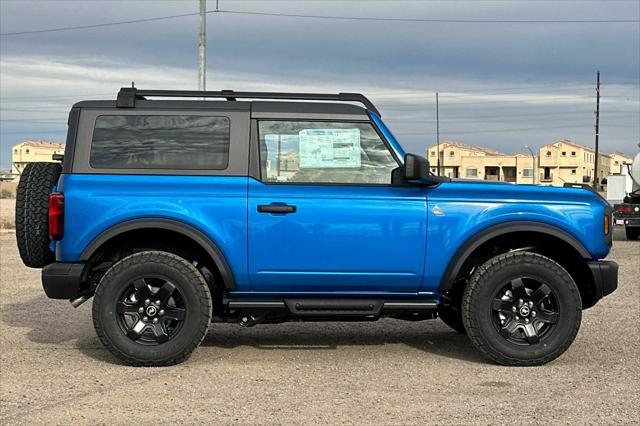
[1,0,639,168]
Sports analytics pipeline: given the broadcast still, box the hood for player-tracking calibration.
[441,179,608,207]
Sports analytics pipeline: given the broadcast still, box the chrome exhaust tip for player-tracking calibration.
[70,295,89,308]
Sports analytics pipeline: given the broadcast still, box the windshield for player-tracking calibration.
[369,112,406,163]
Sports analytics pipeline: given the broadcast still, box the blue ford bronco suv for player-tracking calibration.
[16,87,618,366]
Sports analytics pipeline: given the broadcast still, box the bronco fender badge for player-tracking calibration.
[432,205,444,216]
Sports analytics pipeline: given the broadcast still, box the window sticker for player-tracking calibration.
[298,128,361,168]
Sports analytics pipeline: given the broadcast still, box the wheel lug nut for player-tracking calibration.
[518,299,524,306]
[155,300,161,306]
[532,311,536,317]
[143,316,148,322]
[138,307,144,313]
[525,318,529,323]
[515,315,520,320]
[159,309,165,316]
[512,306,517,312]
[153,318,159,324]
[144,299,150,306]
[529,301,533,307]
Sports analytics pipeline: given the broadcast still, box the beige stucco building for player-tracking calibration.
[426,139,628,187]
[538,139,611,188]
[426,141,535,184]
[609,152,633,175]
[11,140,65,181]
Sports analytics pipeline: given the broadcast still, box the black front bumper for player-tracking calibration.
[587,260,618,302]
[42,262,87,299]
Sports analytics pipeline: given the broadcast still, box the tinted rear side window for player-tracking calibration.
[90,115,230,170]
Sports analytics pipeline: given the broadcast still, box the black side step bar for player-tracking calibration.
[227,299,437,317]
[285,299,383,317]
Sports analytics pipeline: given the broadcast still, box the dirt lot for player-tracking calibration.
[0,229,638,425]
[0,199,16,230]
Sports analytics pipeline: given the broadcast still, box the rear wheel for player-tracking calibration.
[462,251,581,366]
[625,227,640,240]
[15,162,61,268]
[93,251,212,366]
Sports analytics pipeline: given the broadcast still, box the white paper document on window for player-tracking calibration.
[298,128,361,168]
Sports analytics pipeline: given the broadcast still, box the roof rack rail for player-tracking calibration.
[116,87,381,116]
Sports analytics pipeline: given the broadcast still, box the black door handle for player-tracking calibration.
[257,204,297,214]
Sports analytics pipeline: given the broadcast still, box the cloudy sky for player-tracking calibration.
[1,0,639,169]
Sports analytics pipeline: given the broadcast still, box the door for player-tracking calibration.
[248,120,427,294]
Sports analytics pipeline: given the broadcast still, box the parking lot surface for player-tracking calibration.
[1,229,638,425]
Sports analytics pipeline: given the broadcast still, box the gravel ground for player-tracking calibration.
[0,199,16,229]
[1,229,638,425]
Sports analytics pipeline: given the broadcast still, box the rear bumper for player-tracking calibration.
[587,260,618,302]
[41,262,87,299]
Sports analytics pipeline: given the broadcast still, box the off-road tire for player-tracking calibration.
[93,251,212,367]
[15,162,61,268]
[625,227,640,240]
[437,304,466,334]
[462,251,582,366]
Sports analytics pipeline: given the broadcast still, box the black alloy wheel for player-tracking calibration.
[462,251,582,366]
[491,277,559,345]
[116,277,187,345]
[93,251,211,367]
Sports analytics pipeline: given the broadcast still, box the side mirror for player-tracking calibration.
[404,153,430,181]
[403,153,449,186]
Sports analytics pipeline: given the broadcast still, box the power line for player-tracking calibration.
[220,9,640,24]
[0,12,200,36]
[2,8,638,36]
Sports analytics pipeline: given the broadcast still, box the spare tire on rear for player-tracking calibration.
[15,162,62,268]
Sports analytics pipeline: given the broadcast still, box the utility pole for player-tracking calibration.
[436,92,440,176]
[198,0,207,91]
[593,71,600,189]
[525,145,536,185]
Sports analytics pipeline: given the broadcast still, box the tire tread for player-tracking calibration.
[92,251,212,367]
[462,251,581,366]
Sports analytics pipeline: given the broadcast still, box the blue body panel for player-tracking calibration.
[55,116,611,300]
[420,181,610,293]
[246,178,427,295]
[56,174,251,290]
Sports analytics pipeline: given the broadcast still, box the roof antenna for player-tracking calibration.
[131,81,135,88]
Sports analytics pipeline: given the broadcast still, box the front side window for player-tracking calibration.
[90,115,230,170]
[258,121,398,184]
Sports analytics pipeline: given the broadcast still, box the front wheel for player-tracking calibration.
[462,251,581,366]
[93,251,212,366]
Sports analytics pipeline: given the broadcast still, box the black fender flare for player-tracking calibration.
[439,221,591,292]
[80,218,236,290]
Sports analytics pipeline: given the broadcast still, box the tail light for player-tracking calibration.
[604,214,610,236]
[49,192,64,240]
